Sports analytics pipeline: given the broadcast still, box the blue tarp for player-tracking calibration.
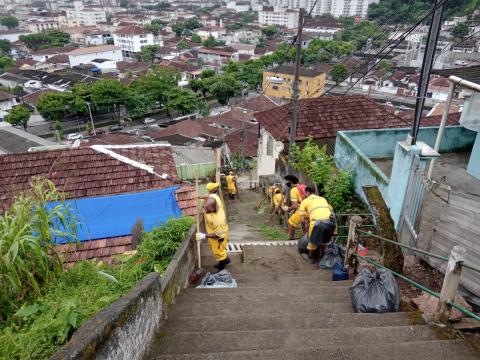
[48,186,182,244]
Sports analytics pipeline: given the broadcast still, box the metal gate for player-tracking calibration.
[398,155,430,247]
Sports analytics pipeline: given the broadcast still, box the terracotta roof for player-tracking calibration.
[202,107,256,130]
[255,95,410,142]
[149,119,224,140]
[79,133,149,146]
[114,25,151,35]
[403,112,461,127]
[433,65,480,84]
[198,47,237,56]
[0,91,14,102]
[0,144,181,213]
[15,59,38,68]
[236,94,279,113]
[32,46,78,56]
[68,45,120,56]
[45,54,70,64]
[224,125,258,157]
[22,89,60,107]
[116,60,150,73]
[158,60,201,73]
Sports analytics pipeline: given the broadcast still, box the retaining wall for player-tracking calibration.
[51,224,197,360]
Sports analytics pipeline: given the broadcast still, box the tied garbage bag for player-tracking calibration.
[196,270,237,289]
[319,243,345,269]
[349,268,401,313]
[297,233,309,254]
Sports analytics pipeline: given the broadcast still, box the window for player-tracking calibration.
[272,85,279,90]
[266,135,274,156]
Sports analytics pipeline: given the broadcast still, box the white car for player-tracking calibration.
[144,117,156,124]
[67,133,83,141]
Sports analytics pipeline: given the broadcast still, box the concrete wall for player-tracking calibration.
[51,224,197,360]
[467,132,480,179]
[343,126,476,159]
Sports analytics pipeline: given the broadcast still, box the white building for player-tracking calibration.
[196,27,226,41]
[65,1,107,27]
[198,47,239,64]
[67,45,123,67]
[24,18,59,33]
[112,25,155,59]
[258,8,299,29]
[226,1,251,12]
[269,0,378,18]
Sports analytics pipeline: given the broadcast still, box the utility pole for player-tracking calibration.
[408,0,445,145]
[287,8,304,172]
[87,102,96,136]
[241,82,248,172]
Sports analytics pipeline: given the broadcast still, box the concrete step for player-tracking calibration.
[169,299,353,317]
[148,325,441,355]
[233,276,352,287]
[163,312,420,332]
[147,340,479,360]
[183,286,351,297]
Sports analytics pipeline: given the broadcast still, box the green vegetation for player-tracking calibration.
[190,71,242,106]
[261,25,278,38]
[136,44,161,63]
[191,33,202,43]
[368,0,478,23]
[144,19,167,35]
[0,39,10,54]
[0,180,194,360]
[0,55,14,73]
[331,63,349,84]
[203,34,225,47]
[452,22,469,39]
[19,30,70,51]
[226,11,257,31]
[4,105,30,130]
[259,224,290,240]
[291,138,354,214]
[0,16,19,29]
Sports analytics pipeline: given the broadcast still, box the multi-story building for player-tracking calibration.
[65,1,107,27]
[198,47,240,64]
[112,25,155,59]
[24,18,60,33]
[262,65,326,99]
[269,0,378,18]
[258,7,299,29]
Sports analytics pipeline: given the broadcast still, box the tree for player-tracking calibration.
[203,35,219,47]
[0,39,10,54]
[331,64,349,84]
[184,18,201,30]
[172,22,185,36]
[165,88,200,115]
[90,79,129,119]
[145,19,166,35]
[209,75,242,106]
[191,33,202,43]
[257,37,267,48]
[37,92,69,122]
[453,22,469,39]
[5,105,30,130]
[377,59,390,83]
[261,25,278,39]
[19,30,70,51]
[130,67,179,108]
[0,56,14,72]
[136,45,160,63]
[177,40,189,49]
[0,16,19,30]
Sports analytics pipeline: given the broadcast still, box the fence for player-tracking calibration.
[176,163,216,181]
[345,217,480,323]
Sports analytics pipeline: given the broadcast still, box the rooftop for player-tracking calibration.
[68,45,121,56]
[114,25,152,35]
[433,65,480,84]
[266,65,324,78]
[0,125,55,154]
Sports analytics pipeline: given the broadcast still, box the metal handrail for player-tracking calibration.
[356,229,480,274]
[355,254,480,322]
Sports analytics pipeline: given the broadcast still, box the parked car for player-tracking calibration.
[109,124,123,132]
[89,128,106,136]
[144,117,156,124]
[66,133,83,141]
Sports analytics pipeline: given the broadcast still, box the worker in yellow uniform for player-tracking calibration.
[284,175,306,240]
[200,182,226,214]
[268,186,285,224]
[299,186,336,264]
[197,183,231,271]
[225,171,237,200]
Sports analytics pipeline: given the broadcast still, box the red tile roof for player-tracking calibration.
[238,94,279,113]
[224,125,259,157]
[255,95,410,142]
[417,112,461,127]
[22,89,60,107]
[0,144,187,213]
[80,133,148,146]
[114,25,151,35]
[149,119,225,140]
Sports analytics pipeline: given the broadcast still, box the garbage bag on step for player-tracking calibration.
[319,243,345,269]
[349,268,401,313]
[196,270,237,289]
[297,233,309,254]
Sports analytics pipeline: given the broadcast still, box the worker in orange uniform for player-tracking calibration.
[197,182,231,271]
[284,175,306,240]
[299,186,335,263]
[225,171,237,200]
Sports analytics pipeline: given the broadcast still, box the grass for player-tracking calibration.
[259,224,290,241]
[0,217,194,360]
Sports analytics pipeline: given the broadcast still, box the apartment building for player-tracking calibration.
[269,0,378,18]
[258,7,299,29]
[112,25,155,59]
[262,65,326,99]
[65,1,107,26]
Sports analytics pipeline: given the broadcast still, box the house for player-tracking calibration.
[157,60,202,85]
[112,25,155,59]
[198,47,239,64]
[64,1,107,27]
[226,0,251,12]
[15,59,40,70]
[262,65,326,100]
[22,89,60,109]
[196,26,226,40]
[116,60,150,78]
[0,143,197,264]
[254,95,410,178]
[24,18,60,33]
[230,43,256,56]
[67,45,123,67]
[0,123,55,154]
[31,46,78,63]
[0,72,29,89]
[234,94,280,113]
[0,92,17,119]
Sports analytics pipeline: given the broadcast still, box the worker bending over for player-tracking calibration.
[285,175,306,240]
[197,182,231,271]
[225,171,237,200]
[268,186,285,224]
[299,187,336,264]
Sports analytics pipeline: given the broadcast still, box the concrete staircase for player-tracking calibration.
[144,246,478,360]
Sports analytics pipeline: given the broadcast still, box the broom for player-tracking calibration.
[189,175,204,285]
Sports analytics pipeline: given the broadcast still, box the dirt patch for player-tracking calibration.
[398,256,444,300]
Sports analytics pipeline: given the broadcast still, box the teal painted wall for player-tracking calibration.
[467,132,480,179]
[176,163,216,181]
[344,126,476,159]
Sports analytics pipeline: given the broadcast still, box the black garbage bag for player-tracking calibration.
[298,233,309,254]
[349,268,401,313]
[319,243,345,269]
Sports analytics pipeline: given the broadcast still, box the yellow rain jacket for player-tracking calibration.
[204,194,229,261]
[225,175,237,195]
[287,186,304,228]
[298,195,333,236]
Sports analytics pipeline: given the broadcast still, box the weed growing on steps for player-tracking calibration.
[259,224,290,240]
[0,217,194,360]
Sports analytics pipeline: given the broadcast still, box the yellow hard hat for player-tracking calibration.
[206,182,220,192]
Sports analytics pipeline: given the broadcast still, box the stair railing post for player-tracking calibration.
[345,216,363,274]
[435,245,466,324]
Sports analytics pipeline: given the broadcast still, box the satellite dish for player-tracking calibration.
[275,141,285,153]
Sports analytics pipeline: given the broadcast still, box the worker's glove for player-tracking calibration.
[196,232,206,241]
[281,206,289,212]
